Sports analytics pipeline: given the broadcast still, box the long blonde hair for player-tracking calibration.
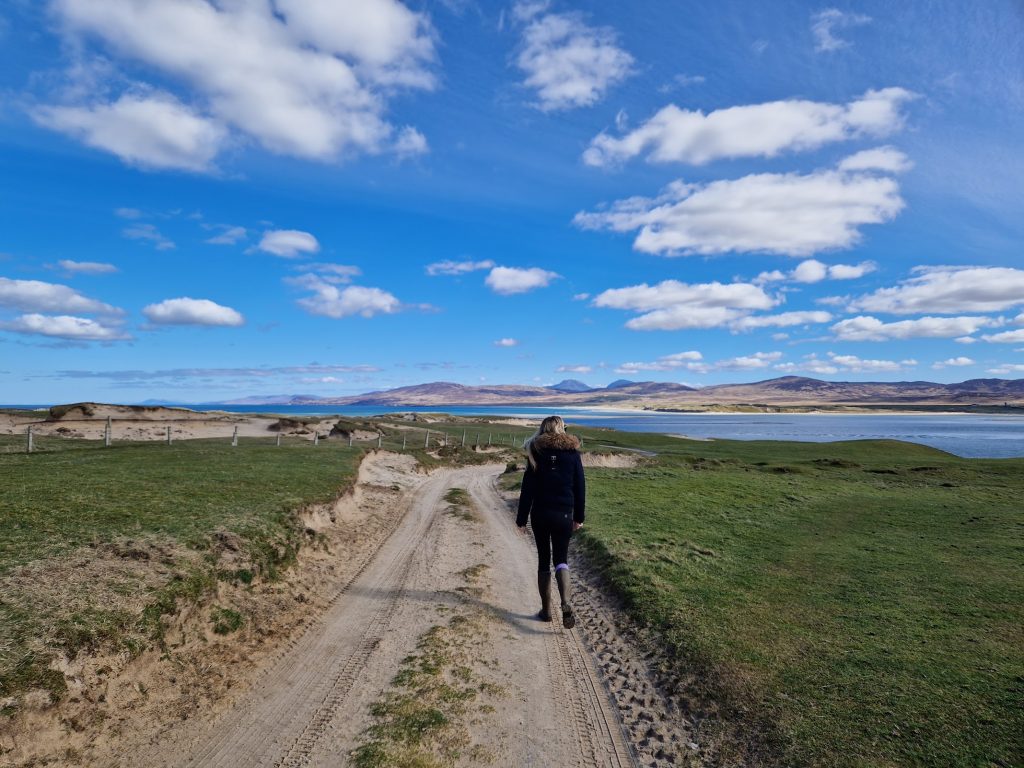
[525,415,566,468]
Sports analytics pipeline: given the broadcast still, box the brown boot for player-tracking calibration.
[555,565,574,629]
[537,570,552,621]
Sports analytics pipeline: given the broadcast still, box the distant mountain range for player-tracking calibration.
[210,376,1024,408]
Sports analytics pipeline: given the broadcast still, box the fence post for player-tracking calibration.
[348,433,353,448]
[475,432,480,447]
[377,434,382,448]
[232,426,239,447]
[461,429,466,447]
[276,433,282,447]
[402,434,407,451]
[424,430,430,449]
[104,417,112,447]
[314,431,319,446]
[26,425,33,454]
[487,433,491,446]
[166,425,172,445]
[444,432,448,448]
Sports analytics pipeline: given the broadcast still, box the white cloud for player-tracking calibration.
[658,73,706,93]
[933,357,974,369]
[0,313,130,341]
[827,261,877,280]
[303,263,362,284]
[838,146,913,173]
[57,259,118,275]
[827,352,916,372]
[848,266,1024,314]
[793,259,828,283]
[730,311,833,332]
[775,357,840,376]
[982,328,1024,344]
[45,0,437,166]
[257,230,320,258]
[114,207,143,219]
[514,5,634,111]
[615,350,703,374]
[205,226,247,245]
[485,266,560,295]
[582,90,913,167]
[556,365,592,374]
[574,157,906,258]
[0,277,121,315]
[288,274,402,318]
[35,92,227,172]
[987,364,1024,375]
[833,315,999,341]
[757,259,876,284]
[811,8,871,52]
[494,337,519,347]
[393,126,429,157]
[594,279,776,331]
[572,292,591,301]
[143,297,244,327]
[123,223,175,250]
[616,350,781,375]
[426,259,496,276]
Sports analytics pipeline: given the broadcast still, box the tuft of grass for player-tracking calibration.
[443,487,477,522]
[352,613,495,768]
[210,606,244,635]
[571,431,1024,767]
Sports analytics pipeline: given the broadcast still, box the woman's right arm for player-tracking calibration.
[516,462,535,527]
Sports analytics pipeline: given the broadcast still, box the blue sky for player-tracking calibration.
[1,0,1023,403]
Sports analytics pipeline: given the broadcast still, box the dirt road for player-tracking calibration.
[128,457,640,767]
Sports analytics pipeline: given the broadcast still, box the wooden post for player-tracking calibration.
[444,432,448,448]
[166,425,172,445]
[348,433,353,448]
[377,434,382,448]
[26,425,33,453]
[424,430,430,449]
[104,416,112,447]
[475,432,480,447]
[314,431,319,446]
[276,433,281,447]
[487,432,491,446]
[402,434,407,451]
[461,430,466,447]
[231,426,238,447]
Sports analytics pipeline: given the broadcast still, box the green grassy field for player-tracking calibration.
[0,435,363,702]
[569,428,1023,767]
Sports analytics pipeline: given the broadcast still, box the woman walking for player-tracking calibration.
[516,416,585,628]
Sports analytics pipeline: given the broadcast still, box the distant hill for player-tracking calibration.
[548,379,593,393]
[211,376,1024,409]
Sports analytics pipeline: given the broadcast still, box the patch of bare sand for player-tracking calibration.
[582,453,642,468]
[0,452,424,768]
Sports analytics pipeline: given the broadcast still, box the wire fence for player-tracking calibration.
[5,418,534,456]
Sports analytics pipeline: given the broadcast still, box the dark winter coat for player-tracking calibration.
[515,432,586,527]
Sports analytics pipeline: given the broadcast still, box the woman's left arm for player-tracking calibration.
[572,452,585,526]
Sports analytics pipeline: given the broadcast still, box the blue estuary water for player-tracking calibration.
[193,405,1024,459]
[6,403,1022,458]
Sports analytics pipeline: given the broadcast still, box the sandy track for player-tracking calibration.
[124,459,639,767]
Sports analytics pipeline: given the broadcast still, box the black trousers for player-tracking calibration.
[532,509,573,573]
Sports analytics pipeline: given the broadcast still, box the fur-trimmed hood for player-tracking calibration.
[531,432,580,452]
[526,431,580,467]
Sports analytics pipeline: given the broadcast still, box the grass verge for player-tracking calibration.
[0,437,361,703]
[568,428,1023,767]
